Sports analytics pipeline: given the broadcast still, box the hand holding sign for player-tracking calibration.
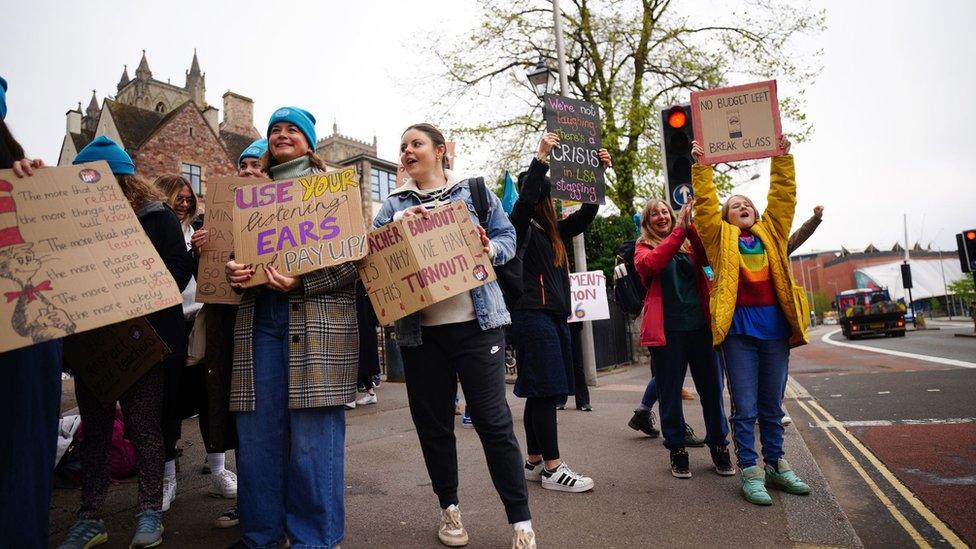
[543,94,606,204]
[691,80,784,165]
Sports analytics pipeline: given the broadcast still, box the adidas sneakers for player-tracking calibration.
[540,462,594,493]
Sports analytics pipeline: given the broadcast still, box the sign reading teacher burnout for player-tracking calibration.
[690,80,784,165]
[0,162,182,354]
[232,166,367,288]
[195,176,267,304]
[357,201,496,325]
[543,94,605,205]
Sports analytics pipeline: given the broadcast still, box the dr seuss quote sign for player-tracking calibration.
[0,162,182,353]
[357,201,495,325]
[543,94,605,205]
[691,80,784,164]
[232,167,367,288]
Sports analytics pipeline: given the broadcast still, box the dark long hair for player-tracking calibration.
[0,120,26,169]
[536,197,567,267]
[403,123,450,171]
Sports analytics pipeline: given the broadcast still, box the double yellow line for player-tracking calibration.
[786,381,966,549]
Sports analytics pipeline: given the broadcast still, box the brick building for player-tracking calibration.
[57,50,260,199]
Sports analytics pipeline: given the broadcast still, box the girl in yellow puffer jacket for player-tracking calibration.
[691,136,812,507]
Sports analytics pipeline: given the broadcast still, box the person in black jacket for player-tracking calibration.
[61,136,191,549]
[511,132,610,494]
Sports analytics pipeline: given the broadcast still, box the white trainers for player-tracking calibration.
[540,462,594,493]
[344,401,356,410]
[524,461,543,482]
[161,476,177,512]
[438,504,469,547]
[782,415,793,426]
[355,393,377,406]
[512,528,536,549]
[210,468,238,499]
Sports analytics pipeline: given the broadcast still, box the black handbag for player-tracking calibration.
[467,177,529,305]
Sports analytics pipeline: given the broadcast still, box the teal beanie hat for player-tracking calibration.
[267,107,316,151]
[239,138,268,165]
[73,135,136,175]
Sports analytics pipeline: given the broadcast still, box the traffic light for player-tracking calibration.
[660,104,694,211]
[957,229,976,273]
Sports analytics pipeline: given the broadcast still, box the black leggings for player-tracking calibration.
[524,395,562,460]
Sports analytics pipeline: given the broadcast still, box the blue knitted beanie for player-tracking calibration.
[73,135,136,175]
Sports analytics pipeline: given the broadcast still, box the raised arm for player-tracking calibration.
[761,136,796,241]
[690,141,723,259]
[786,206,822,255]
[634,226,690,279]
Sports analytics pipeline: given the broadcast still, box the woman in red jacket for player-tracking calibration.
[633,198,732,479]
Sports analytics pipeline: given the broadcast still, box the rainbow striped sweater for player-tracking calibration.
[729,232,790,340]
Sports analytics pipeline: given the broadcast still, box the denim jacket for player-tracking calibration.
[372,171,515,346]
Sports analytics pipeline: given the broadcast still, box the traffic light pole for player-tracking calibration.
[552,0,597,386]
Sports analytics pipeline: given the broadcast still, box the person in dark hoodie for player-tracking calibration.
[0,75,66,549]
[59,136,191,549]
[511,132,610,494]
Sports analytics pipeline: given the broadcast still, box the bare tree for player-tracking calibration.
[430,0,825,216]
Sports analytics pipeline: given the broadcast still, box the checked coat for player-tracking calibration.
[229,263,359,412]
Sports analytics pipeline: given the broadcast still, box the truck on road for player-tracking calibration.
[836,288,906,339]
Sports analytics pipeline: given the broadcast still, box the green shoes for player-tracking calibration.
[765,459,811,495]
[740,466,772,505]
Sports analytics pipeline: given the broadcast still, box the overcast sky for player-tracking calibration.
[3,0,973,256]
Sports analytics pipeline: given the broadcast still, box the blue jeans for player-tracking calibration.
[720,335,790,469]
[640,377,658,409]
[236,291,346,549]
[649,328,729,450]
[0,342,62,549]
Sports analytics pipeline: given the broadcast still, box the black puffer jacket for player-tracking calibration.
[136,201,192,356]
[509,158,598,316]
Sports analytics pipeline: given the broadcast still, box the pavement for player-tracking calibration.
[49,357,860,548]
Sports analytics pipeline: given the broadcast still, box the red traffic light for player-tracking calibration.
[967,231,976,240]
[667,109,687,129]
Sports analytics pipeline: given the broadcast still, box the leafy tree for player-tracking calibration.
[948,276,974,304]
[580,213,636,278]
[429,0,825,216]
[810,290,832,318]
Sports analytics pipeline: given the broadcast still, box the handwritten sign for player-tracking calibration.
[357,201,495,325]
[568,270,610,323]
[232,166,367,288]
[691,80,783,165]
[195,176,267,303]
[0,162,182,353]
[543,94,605,205]
[65,317,169,404]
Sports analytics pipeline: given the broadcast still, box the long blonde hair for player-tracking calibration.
[154,175,198,227]
[639,199,692,253]
[116,174,164,212]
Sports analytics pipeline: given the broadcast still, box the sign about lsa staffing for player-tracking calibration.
[568,270,610,323]
[691,79,784,165]
[543,94,605,205]
[232,166,367,288]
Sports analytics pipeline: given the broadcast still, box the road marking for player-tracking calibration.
[792,396,930,548]
[821,329,976,369]
[877,391,891,395]
[926,389,940,392]
[802,396,966,548]
[830,394,843,398]
[809,417,976,428]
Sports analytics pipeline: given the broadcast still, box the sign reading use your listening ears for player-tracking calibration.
[232,166,367,288]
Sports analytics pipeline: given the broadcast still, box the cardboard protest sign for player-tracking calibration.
[0,162,182,353]
[543,94,605,205]
[195,176,267,303]
[568,270,610,323]
[357,201,495,325]
[232,166,367,288]
[691,80,784,164]
[64,317,169,404]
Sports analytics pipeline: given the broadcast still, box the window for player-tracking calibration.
[181,162,203,195]
[155,102,165,113]
[370,168,397,201]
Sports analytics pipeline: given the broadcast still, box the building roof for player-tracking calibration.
[856,259,965,302]
[69,130,95,151]
[220,130,258,163]
[105,99,166,149]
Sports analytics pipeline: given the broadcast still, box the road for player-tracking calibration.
[787,322,976,548]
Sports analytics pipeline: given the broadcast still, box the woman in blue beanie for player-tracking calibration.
[224,107,357,549]
[0,76,65,549]
[59,136,192,549]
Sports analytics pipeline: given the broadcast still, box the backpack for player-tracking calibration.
[613,239,646,315]
[467,177,529,305]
